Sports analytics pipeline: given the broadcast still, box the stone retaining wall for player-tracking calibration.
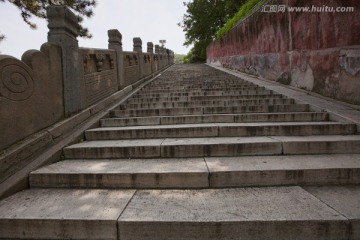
[207,0,360,105]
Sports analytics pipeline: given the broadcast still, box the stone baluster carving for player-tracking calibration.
[95,53,105,72]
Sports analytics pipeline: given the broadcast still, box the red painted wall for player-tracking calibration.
[207,0,360,104]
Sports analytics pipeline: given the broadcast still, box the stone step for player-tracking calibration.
[63,137,282,159]
[0,188,135,240]
[101,112,329,127]
[63,135,360,159]
[29,154,360,189]
[147,80,251,85]
[119,98,294,110]
[85,122,356,140]
[142,83,259,87]
[138,86,265,94]
[117,187,352,240]
[111,107,203,118]
[110,104,310,118]
[30,158,209,189]
[126,94,284,104]
[145,84,256,88]
[203,104,310,114]
[142,84,256,90]
[134,89,273,98]
[2,187,358,239]
[207,154,360,187]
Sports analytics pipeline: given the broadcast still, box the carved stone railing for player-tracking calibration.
[0,6,174,151]
[79,48,118,108]
[0,43,63,151]
[0,5,174,197]
[123,51,140,87]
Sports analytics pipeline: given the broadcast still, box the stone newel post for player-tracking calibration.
[147,42,154,54]
[108,29,124,89]
[133,37,144,77]
[155,44,160,54]
[155,44,160,71]
[147,42,155,73]
[47,6,81,116]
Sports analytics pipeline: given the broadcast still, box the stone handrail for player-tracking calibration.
[0,5,174,196]
[0,5,174,151]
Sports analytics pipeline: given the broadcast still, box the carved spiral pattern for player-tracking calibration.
[0,64,34,101]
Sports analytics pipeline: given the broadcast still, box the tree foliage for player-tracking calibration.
[216,0,263,40]
[179,0,245,62]
[0,0,96,39]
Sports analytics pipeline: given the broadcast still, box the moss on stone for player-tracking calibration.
[216,0,265,40]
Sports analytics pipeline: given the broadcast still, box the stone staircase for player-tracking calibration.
[1,64,360,239]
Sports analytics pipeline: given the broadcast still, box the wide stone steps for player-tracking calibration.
[29,154,360,189]
[1,64,360,240]
[126,94,285,103]
[1,186,359,240]
[138,86,266,94]
[143,84,256,90]
[85,122,356,140]
[119,98,294,110]
[133,89,274,98]
[101,112,329,127]
[63,135,360,159]
[111,104,310,117]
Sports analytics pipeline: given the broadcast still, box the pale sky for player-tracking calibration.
[0,0,191,59]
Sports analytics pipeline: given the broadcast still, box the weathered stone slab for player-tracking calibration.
[274,135,360,154]
[127,94,284,104]
[111,107,203,117]
[0,131,54,184]
[218,122,356,136]
[233,112,328,122]
[63,139,163,159]
[118,187,348,240]
[206,154,360,187]
[101,112,329,127]
[30,158,209,188]
[120,98,294,110]
[85,124,219,140]
[204,104,309,114]
[0,44,63,150]
[0,189,135,239]
[101,116,161,127]
[133,89,273,98]
[304,186,360,240]
[161,137,282,157]
[160,114,235,125]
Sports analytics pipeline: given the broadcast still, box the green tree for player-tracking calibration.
[179,0,244,62]
[0,0,96,40]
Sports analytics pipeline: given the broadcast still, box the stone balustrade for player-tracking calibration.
[0,5,174,152]
[0,5,174,194]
